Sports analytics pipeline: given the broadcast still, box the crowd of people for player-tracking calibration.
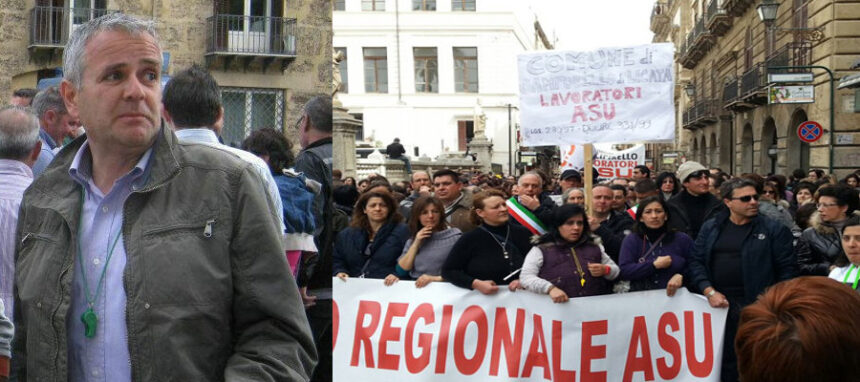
[331,162,860,382]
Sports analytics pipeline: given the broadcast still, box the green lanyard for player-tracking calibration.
[842,264,860,290]
[76,189,124,338]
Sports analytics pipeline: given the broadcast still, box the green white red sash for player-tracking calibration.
[506,197,547,235]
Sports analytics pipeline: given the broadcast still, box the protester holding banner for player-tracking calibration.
[687,178,797,382]
[520,204,619,302]
[442,189,532,295]
[385,196,462,287]
[656,171,679,201]
[618,196,693,294]
[333,191,409,280]
[828,216,860,289]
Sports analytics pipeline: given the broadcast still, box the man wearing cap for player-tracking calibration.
[667,161,721,240]
[386,137,411,174]
[558,169,583,194]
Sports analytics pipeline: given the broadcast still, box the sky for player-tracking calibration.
[528,0,656,51]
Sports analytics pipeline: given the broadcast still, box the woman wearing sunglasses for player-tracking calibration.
[796,184,860,275]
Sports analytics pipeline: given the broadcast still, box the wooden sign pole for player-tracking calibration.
[583,144,594,217]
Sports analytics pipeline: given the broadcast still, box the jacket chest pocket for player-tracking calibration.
[139,215,231,306]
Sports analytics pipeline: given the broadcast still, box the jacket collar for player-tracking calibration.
[28,124,181,215]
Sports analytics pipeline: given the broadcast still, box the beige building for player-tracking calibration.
[652,0,859,177]
[3,0,331,147]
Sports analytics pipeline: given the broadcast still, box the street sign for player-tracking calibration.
[768,73,814,83]
[797,121,823,143]
[769,85,814,104]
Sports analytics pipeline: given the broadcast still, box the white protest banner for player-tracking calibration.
[560,144,646,179]
[334,278,727,382]
[517,43,675,146]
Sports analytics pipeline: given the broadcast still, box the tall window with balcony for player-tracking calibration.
[364,47,388,93]
[220,87,284,148]
[335,47,348,93]
[453,47,478,93]
[31,0,107,47]
[211,0,293,56]
[334,0,345,11]
[451,0,475,11]
[362,0,384,11]
[413,0,435,11]
[414,47,438,93]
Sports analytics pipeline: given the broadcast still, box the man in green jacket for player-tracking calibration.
[13,13,316,381]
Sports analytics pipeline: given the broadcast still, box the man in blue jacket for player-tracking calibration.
[687,177,797,382]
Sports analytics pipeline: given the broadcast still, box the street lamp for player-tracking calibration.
[756,0,823,41]
[756,0,779,26]
[684,82,696,98]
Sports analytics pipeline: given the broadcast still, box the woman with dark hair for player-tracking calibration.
[790,181,817,216]
[796,184,860,275]
[655,171,679,201]
[519,204,619,302]
[829,216,860,289]
[242,128,316,272]
[333,191,409,279]
[384,196,462,287]
[618,196,693,294]
[841,173,859,190]
[441,189,532,294]
[344,176,357,187]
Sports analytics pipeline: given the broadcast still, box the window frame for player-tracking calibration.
[362,0,385,11]
[413,47,438,93]
[363,47,389,93]
[453,47,478,93]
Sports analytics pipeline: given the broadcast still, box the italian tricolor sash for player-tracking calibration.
[506,197,548,235]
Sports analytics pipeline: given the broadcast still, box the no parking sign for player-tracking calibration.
[797,121,823,143]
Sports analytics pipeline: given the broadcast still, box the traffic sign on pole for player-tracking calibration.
[797,121,823,143]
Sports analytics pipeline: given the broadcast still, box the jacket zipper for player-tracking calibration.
[204,219,216,238]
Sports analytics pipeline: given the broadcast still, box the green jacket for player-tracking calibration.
[13,126,317,381]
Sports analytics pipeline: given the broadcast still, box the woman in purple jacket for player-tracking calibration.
[618,196,694,295]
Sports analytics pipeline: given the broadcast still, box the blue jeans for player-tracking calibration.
[391,156,412,173]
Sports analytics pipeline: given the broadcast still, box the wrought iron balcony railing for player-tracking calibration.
[30,6,110,48]
[206,14,297,56]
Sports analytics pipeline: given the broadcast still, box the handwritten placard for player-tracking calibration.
[517,44,675,146]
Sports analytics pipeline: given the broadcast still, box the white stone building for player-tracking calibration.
[333,0,554,174]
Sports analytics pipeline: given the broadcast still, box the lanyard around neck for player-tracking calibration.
[76,188,124,337]
[843,264,860,290]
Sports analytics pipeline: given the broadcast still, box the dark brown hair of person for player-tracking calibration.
[407,196,448,236]
[735,276,860,382]
[469,189,508,226]
[350,191,402,233]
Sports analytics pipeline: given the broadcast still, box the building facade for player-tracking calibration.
[333,0,553,175]
[652,0,859,177]
[2,0,330,147]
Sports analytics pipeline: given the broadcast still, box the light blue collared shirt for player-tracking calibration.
[67,141,152,382]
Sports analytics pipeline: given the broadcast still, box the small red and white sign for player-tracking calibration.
[797,121,823,143]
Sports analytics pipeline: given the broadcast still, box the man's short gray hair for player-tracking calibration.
[303,95,332,133]
[720,178,757,200]
[63,13,161,89]
[31,86,67,119]
[0,106,40,160]
[518,171,543,187]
